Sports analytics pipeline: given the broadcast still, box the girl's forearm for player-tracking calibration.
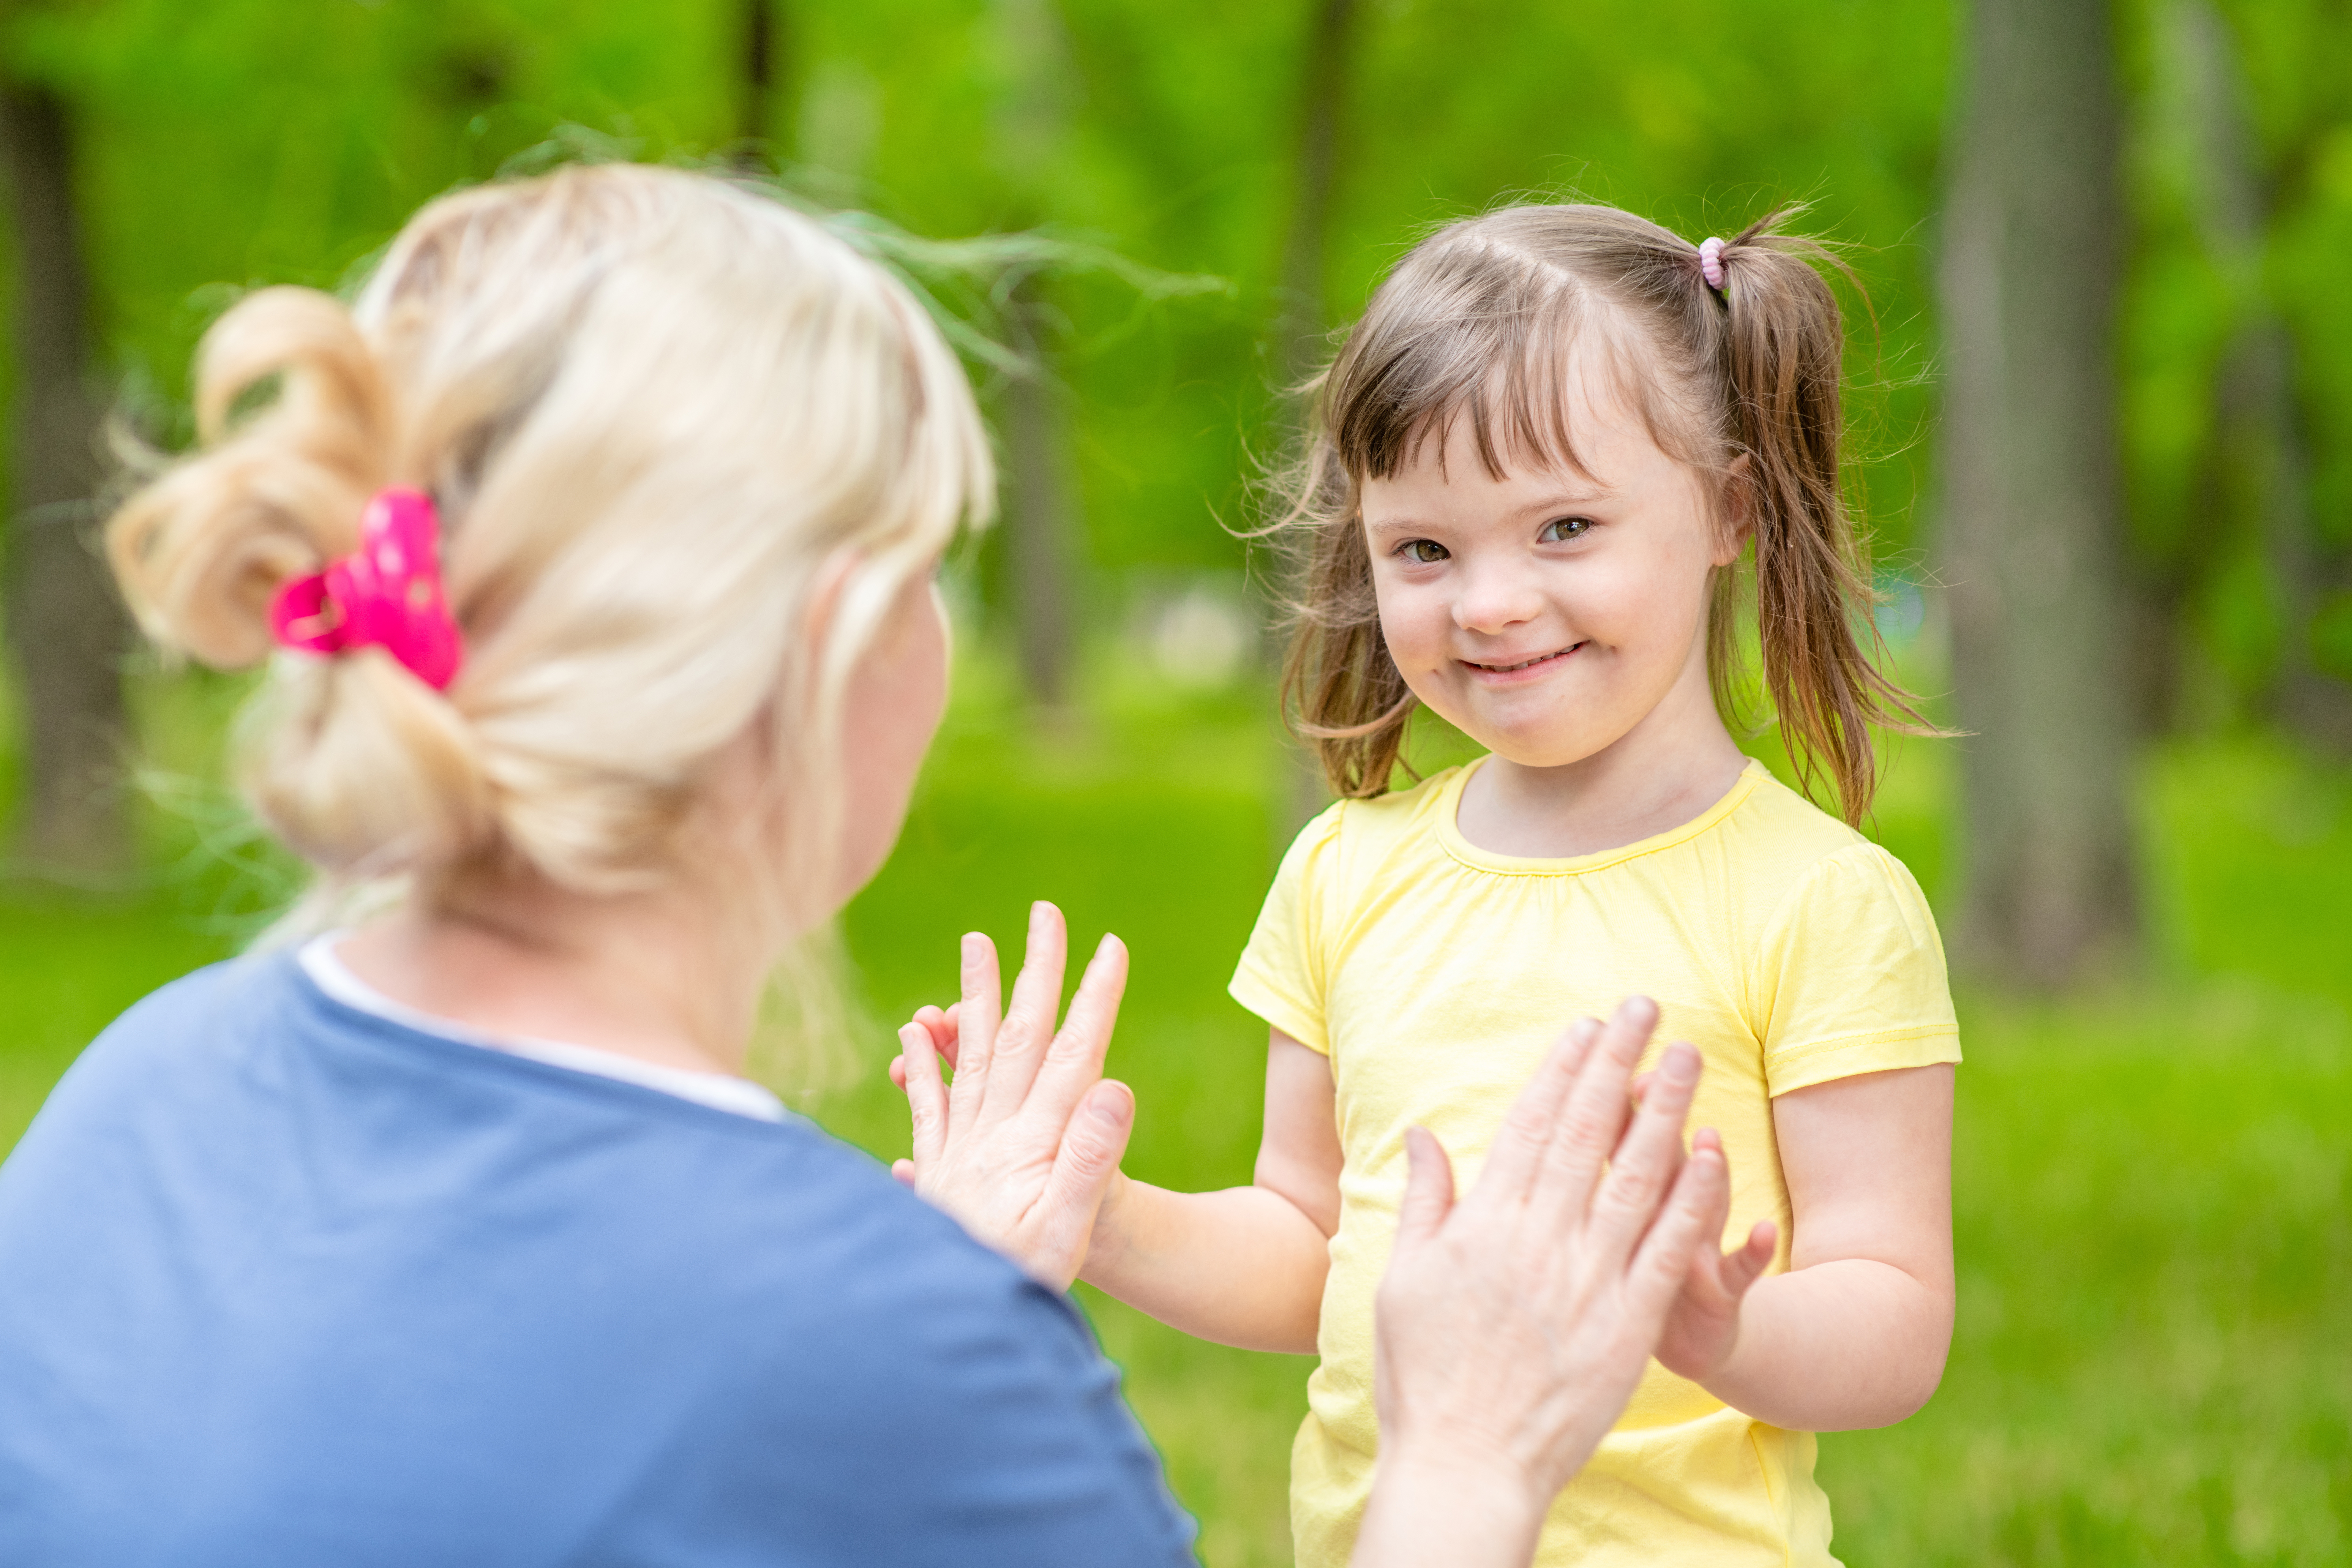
[1078,1176,1330,1353]
[1700,1259,1952,1431]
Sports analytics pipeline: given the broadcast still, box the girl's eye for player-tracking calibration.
[1539,516,1593,543]
[1401,539,1449,563]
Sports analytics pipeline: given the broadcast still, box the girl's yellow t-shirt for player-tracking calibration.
[1229,757,1960,1568]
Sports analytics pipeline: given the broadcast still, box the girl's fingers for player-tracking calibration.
[1392,1126,1458,1252]
[1720,1220,1777,1300]
[1471,1017,1603,1211]
[1628,1141,1731,1323]
[1029,1080,1136,1288]
[983,902,1070,1123]
[888,1055,908,1091]
[1022,934,1129,1134]
[1574,1036,1700,1264]
[913,1004,962,1070]
[1535,997,1660,1221]
[900,1020,951,1169]
[890,1159,916,1186]
[948,932,1004,1127]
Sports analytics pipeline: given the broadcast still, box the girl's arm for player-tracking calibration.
[1656,1062,1955,1431]
[1078,1028,1341,1354]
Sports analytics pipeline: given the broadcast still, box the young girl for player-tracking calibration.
[903,206,1960,1566]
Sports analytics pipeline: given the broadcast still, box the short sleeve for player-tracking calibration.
[1227,802,1346,1055]
[1753,844,1961,1097]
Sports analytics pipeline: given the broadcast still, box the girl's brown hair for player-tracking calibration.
[1274,203,1930,824]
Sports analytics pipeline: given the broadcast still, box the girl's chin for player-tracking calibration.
[1414,689,1628,770]
[1446,723,1620,772]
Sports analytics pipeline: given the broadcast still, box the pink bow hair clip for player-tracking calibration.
[269,487,463,691]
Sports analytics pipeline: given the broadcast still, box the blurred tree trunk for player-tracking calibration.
[737,0,792,163]
[1002,277,1072,708]
[2173,0,2352,750]
[1268,0,1359,835]
[1939,0,2136,986]
[1275,0,1356,385]
[0,77,130,878]
[993,0,1076,709]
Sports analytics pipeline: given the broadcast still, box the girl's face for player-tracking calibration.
[1361,379,1742,771]
[833,566,950,903]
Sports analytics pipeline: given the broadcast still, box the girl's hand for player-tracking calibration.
[886,1003,963,1087]
[1355,998,1735,1567]
[1651,1155,1777,1384]
[889,902,1136,1293]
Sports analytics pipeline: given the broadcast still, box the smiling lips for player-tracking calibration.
[1462,642,1585,676]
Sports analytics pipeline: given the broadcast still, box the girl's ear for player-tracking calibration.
[1715,454,1758,567]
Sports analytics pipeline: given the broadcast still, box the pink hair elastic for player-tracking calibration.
[1698,237,1727,292]
[269,487,463,691]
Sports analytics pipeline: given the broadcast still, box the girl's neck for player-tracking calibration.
[1453,657,1750,861]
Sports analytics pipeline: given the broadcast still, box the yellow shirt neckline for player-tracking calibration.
[1432,755,1771,878]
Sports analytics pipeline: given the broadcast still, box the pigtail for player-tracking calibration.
[1709,216,1935,825]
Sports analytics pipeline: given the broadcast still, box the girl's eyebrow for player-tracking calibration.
[1513,483,1618,511]
[1364,487,1616,537]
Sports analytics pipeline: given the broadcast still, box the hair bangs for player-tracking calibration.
[1333,262,1715,495]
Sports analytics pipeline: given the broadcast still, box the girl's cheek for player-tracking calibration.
[1375,587,1446,671]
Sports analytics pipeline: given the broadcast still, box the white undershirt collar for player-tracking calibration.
[297,935,787,1124]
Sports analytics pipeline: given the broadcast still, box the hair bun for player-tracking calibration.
[111,286,495,875]
[112,286,390,669]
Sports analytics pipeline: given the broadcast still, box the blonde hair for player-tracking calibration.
[110,164,992,942]
[1276,203,1930,824]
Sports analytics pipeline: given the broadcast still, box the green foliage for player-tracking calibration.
[5,0,2348,702]
[4,0,1962,613]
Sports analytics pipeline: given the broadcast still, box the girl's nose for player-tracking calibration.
[1451,561,1544,635]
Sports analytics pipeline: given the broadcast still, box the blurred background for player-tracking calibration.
[1,0,2348,1563]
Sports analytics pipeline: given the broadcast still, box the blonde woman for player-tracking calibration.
[0,165,1731,1568]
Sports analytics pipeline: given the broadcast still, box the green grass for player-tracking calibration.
[2,659,2348,1566]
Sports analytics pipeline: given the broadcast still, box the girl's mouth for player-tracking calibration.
[1462,643,1584,676]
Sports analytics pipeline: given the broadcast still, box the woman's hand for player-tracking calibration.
[1351,998,1735,1568]
[890,902,1135,1293]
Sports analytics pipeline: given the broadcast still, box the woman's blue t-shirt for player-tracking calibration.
[0,953,1198,1567]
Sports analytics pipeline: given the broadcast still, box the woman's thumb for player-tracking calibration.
[1394,1126,1456,1249]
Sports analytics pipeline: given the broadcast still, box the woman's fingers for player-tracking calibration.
[1470,1017,1602,1212]
[1028,1080,1136,1290]
[1577,1039,1701,1262]
[1534,997,1660,1221]
[1629,1139,1732,1323]
[948,932,1004,1127]
[1021,934,1129,1134]
[1393,1126,1458,1252]
[899,1020,950,1169]
[982,903,1070,1122]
